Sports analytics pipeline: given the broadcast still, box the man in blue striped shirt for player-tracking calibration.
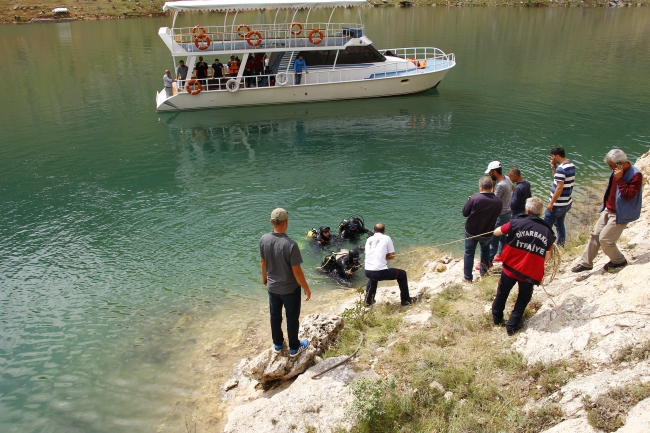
[544,147,576,247]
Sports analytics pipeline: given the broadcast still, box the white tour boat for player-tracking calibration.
[156,0,456,111]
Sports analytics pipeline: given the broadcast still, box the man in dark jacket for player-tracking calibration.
[572,149,643,273]
[462,176,503,282]
[509,167,532,217]
[492,196,556,335]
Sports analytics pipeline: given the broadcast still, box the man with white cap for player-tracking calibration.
[260,208,311,357]
[484,161,513,267]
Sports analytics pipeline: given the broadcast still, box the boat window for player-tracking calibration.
[301,45,386,66]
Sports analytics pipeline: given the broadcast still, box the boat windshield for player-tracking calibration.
[302,45,386,66]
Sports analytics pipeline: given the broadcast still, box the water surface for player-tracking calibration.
[1,7,649,432]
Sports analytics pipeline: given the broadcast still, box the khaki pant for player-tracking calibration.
[580,210,627,267]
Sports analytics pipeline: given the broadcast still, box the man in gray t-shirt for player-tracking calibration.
[485,161,513,264]
[260,208,311,357]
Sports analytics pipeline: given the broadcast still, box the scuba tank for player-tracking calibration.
[306,227,317,239]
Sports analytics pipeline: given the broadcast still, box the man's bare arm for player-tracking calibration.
[548,180,564,212]
[386,252,396,260]
[260,258,267,286]
[291,265,311,301]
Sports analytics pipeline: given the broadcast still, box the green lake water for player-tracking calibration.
[1,6,649,432]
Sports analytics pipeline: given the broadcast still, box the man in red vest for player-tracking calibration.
[491,196,556,336]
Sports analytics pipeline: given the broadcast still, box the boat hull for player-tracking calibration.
[156,65,453,112]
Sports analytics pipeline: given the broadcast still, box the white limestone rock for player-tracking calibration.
[224,356,355,433]
[539,418,598,433]
[245,313,344,384]
[615,397,650,432]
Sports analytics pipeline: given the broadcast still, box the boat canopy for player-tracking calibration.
[162,0,368,12]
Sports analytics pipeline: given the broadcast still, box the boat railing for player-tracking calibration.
[172,47,454,95]
[167,22,364,53]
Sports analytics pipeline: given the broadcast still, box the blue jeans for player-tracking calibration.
[294,73,302,85]
[490,212,512,262]
[464,234,492,281]
[268,287,302,351]
[544,203,572,247]
[364,268,410,305]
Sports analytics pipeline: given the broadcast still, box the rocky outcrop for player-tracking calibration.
[245,313,344,384]
[224,356,356,433]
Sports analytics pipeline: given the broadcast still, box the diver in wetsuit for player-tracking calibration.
[318,248,363,281]
[338,216,373,242]
[307,226,332,248]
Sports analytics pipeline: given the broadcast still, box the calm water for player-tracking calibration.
[1,6,649,432]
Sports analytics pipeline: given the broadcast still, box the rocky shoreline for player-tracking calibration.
[217,150,650,432]
[2,1,647,25]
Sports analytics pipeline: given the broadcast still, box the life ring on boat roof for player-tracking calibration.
[290,22,303,35]
[194,33,211,50]
[275,72,288,86]
[246,30,263,47]
[308,29,324,45]
[226,78,240,92]
[237,24,251,38]
[185,79,202,95]
[191,25,206,34]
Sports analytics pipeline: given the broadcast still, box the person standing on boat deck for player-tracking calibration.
[572,149,643,273]
[194,56,209,85]
[484,161,513,265]
[544,147,576,247]
[260,208,311,357]
[176,60,189,85]
[463,176,503,282]
[211,58,223,86]
[363,223,412,306]
[509,167,532,217]
[162,70,176,98]
[293,54,308,85]
[227,55,240,77]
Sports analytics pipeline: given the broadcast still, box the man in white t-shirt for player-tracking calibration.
[363,223,412,306]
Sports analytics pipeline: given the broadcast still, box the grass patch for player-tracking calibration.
[615,340,650,364]
[584,382,650,432]
[326,268,577,433]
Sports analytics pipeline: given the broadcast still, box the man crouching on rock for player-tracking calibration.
[260,208,311,357]
[491,197,556,336]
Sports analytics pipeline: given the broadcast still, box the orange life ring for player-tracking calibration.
[185,79,202,95]
[308,29,324,45]
[237,24,251,38]
[191,25,206,34]
[245,30,262,47]
[194,33,211,50]
[290,22,303,35]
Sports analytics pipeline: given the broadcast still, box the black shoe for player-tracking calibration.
[506,326,520,336]
[603,259,628,271]
[571,264,592,273]
[493,316,504,326]
[401,298,414,306]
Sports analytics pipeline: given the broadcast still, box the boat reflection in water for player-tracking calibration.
[158,91,453,163]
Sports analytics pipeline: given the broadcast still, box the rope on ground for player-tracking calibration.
[311,330,364,380]
[540,244,562,308]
